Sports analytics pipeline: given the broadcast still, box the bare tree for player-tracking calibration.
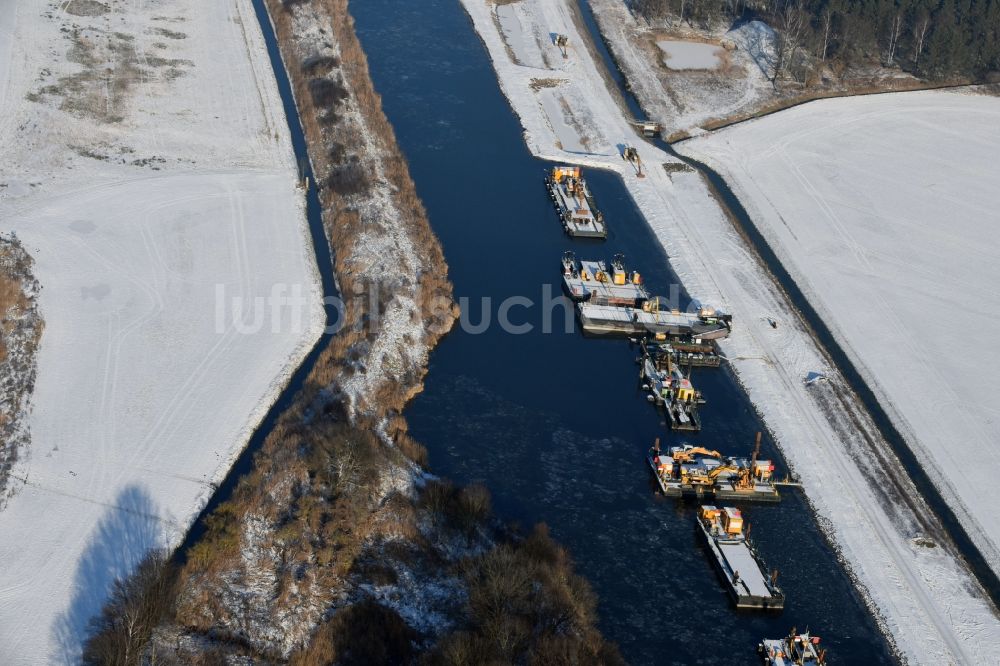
[773,0,807,83]
[82,549,176,666]
[912,11,931,67]
[819,7,835,61]
[886,11,904,66]
[724,0,742,21]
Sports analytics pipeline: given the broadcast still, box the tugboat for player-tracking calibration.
[759,629,827,664]
[544,166,606,238]
[698,505,784,610]
[640,350,703,431]
[561,252,648,306]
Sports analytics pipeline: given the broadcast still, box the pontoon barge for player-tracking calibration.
[561,252,648,306]
[647,440,781,503]
[544,166,607,238]
[578,302,731,339]
[699,505,785,610]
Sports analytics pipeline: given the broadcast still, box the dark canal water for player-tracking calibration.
[352,1,895,663]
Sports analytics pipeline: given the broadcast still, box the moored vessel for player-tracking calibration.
[647,436,781,503]
[577,300,731,339]
[758,630,827,664]
[640,353,703,431]
[561,251,648,306]
[544,166,606,238]
[698,505,784,610]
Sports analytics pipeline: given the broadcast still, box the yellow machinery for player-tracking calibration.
[675,378,696,402]
[701,505,744,536]
[551,166,588,213]
[681,465,736,486]
[622,144,645,178]
[721,507,743,535]
[700,505,720,521]
[734,466,755,491]
[671,446,721,463]
[554,33,569,58]
[685,464,736,486]
[708,464,738,481]
[611,254,628,285]
[551,165,580,183]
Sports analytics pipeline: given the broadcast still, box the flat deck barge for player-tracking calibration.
[578,302,731,339]
[699,505,784,610]
[647,441,781,503]
[561,252,648,306]
[544,166,606,238]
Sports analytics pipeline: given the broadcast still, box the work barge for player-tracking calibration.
[545,166,606,238]
[759,630,827,664]
[699,505,785,610]
[562,252,648,306]
[646,338,722,368]
[578,300,732,339]
[640,351,703,431]
[647,437,781,503]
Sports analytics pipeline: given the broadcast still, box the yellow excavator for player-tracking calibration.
[685,463,737,487]
[734,432,766,491]
[622,144,644,178]
[671,445,721,464]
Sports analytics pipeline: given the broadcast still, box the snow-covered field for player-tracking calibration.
[681,87,1000,578]
[0,1,323,663]
[462,0,1000,663]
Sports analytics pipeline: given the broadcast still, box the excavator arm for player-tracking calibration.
[672,446,722,463]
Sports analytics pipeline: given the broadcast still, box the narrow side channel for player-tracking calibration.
[177,0,340,555]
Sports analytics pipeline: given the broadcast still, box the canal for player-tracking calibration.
[351,0,895,663]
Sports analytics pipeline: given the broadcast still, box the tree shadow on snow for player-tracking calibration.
[50,484,165,664]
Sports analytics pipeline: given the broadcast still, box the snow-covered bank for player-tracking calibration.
[0,1,324,662]
[679,87,1000,586]
[460,0,1000,663]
